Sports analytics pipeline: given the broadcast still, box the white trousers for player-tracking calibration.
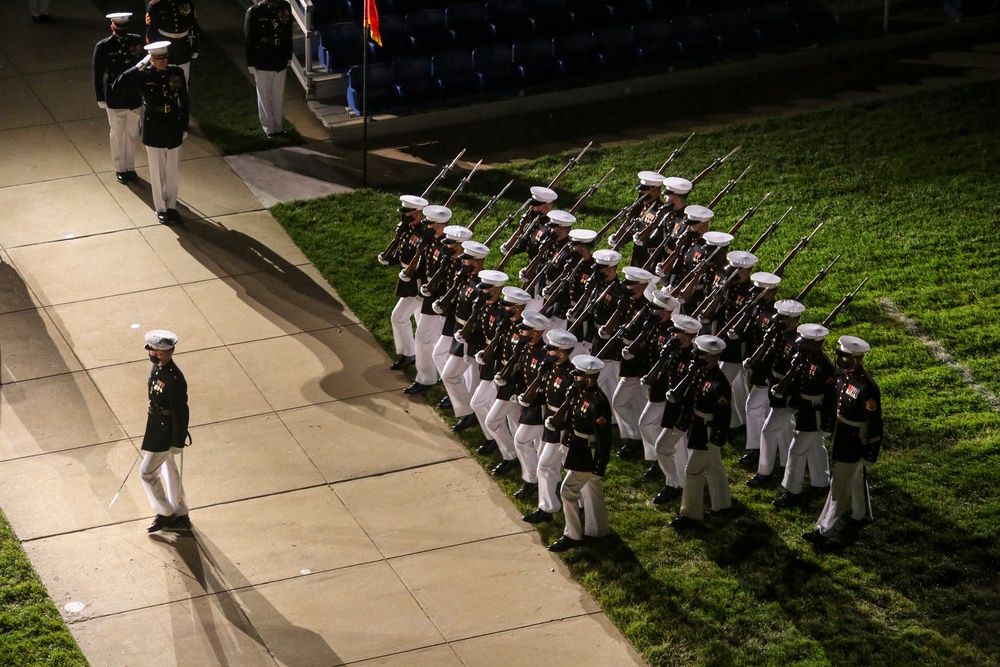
[537,439,566,513]
[441,353,475,417]
[782,430,831,494]
[470,376,498,440]
[719,360,748,427]
[390,296,420,356]
[253,67,287,135]
[680,445,731,521]
[413,313,443,385]
[140,448,188,517]
[561,470,609,540]
[758,406,795,475]
[432,334,452,377]
[654,426,688,488]
[146,145,180,213]
[513,423,543,485]
[612,376,645,440]
[638,399,664,462]
[106,107,141,173]
[485,396,519,460]
[597,358,619,424]
[744,385,769,451]
[816,460,871,535]
[29,0,50,16]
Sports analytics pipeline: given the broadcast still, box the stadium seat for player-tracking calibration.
[317,21,365,73]
[346,62,397,115]
[369,13,410,61]
[633,21,682,70]
[485,0,535,43]
[606,0,651,23]
[432,49,481,99]
[593,26,640,75]
[472,43,519,93]
[647,0,689,21]
[711,8,762,59]
[527,0,576,36]
[392,55,440,107]
[792,2,839,46]
[406,8,454,55]
[446,3,493,48]
[312,0,356,26]
[567,0,614,31]
[749,1,801,52]
[553,31,601,81]
[670,15,723,66]
[513,37,561,88]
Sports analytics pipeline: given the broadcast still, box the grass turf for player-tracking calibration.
[272,77,1000,666]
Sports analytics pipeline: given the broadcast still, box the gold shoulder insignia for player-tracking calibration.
[865,398,879,412]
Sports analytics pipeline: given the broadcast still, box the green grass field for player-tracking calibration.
[272,77,1000,666]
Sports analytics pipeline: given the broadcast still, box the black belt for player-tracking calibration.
[149,408,171,416]
[149,104,174,114]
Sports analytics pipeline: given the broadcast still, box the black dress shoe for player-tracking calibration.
[127,170,139,181]
[475,439,497,455]
[156,211,171,224]
[643,462,663,480]
[548,535,583,552]
[652,485,683,505]
[167,209,181,223]
[403,382,432,394]
[773,492,802,508]
[513,482,538,500]
[746,473,772,488]
[40,14,54,23]
[617,439,641,459]
[169,514,192,530]
[491,459,519,476]
[705,507,732,517]
[522,509,553,523]
[669,515,700,529]
[389,354,415,370]
[451,414,478,432]
[32,15,43,23]
[802,529,830,545]
[146,514,175,533]
[437,395,452,410]
[739,450,760,466]
[116,171,129,184]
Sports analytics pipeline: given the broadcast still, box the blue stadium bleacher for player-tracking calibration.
[346,62,396,114]
[313,0,356,26]
[472,43,519,93]
[670,15,724,66]
[513,37,562,89]
[553,31,601,81]
[711,9,763,59]
[446,3,494,48]
[593,25,640,75]
[392,55,439,107]
[633,21,682,70]
[317,21,365,73]
[432,49,481,99]
[485,0,536,42]
[405,8,454,55]
[370,13,409,61]
[527,0,577,36]
[568,0,615,31]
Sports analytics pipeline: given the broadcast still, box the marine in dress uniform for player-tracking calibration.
[388,195,428,370]
[140,330,191,533]
[146,0,200,81]
[547,354,613,552]
[804,335,883,545]
[245,0,293,137]
[622,170,664,269]
[569,249,623,402]
[660,204,714,288]
[521,209,574,307]
[113,41,189,224]
[93,12,145,184]
[502,186,558,260]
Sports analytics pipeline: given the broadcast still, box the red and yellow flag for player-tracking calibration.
[364,0,382,47]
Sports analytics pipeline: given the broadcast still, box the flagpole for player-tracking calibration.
[361,0,369,188]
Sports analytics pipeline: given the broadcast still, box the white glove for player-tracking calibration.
[138,54,152,69]
[493,374,506,386]
[518,268,527,281]
[192,52,199,59]
[98,101,107,109]
[517,395,529,407]
[431,300,444,315]
[419,285,431,297]
[861,459,874,467]
[632,233,644,247]
[398,269,411,282]
[453,331,465,344]
[248,66,257,75]
[376,253,390,266]
[474,351,485,365]
[182,131,188,140]
[544,416,555,431]
[820,430,831,439]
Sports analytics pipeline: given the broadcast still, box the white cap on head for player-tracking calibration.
[107,12,132,24]
[703,231,733,247]
[694,334,726,354]
[727,250,758,268]
[422,205,452,223]
[568,228,597,244]
[751,271,781,289]
[477,269,509,286]
[547,210,575,227]
[545,328,578,350]
[461,240,490,259]
[593,249,622,266]
[797,323,830,341]
[637,170,665,187]
[648,289,680,311]
[144,329,178,351]
[145,41,171,56]
[671,313,703,334]
[838,335,871,355]
[685,205,714,223]
[530,186,558,204]
[399,194,428,210]
[501,286,531,305]
[571,354,605,375]
[774,299,806,317]
[520,311,551,331]
[444,225,473,242]
[622,266,656,284]
[663,176,693,194]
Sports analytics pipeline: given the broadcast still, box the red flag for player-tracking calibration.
[364,0,382,47]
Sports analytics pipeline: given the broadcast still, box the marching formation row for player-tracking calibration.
[379,143,883,551]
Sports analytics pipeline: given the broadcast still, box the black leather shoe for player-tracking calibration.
[513,482,538,500]
[617,439,641,459]
[746,473,772,488]
[652,485,683,505]
[156,211,170,224]
[739,450,760,466]
[437,395,452,410]
[802,529,830,545]
[548,535,583,552]
[126,170,138,181]
[643,462,663,480]
[403,382,432,394]
[773,492,802,508]
[116,171,129,184]
[705,507,732,517]
[389,354,415,370]
[167,209,181,224]
[476,439,497,455]
[522,509,553,523]
[491,459,519,476]
[669,515,700,529]
[169,514,192,530]
[452,414,478,432]
[146,514,175,533]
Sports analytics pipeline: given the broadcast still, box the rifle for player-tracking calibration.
[539,256,588,313]
[401,232,433,280]
[651,228,699,277]
[692,266,743,320]
[598,301,649,359]
[721,283,774,342]
[454,291,489,345]
[549,141,593,189]
[443,159,482,207]
[631,198,678,248]
[773,221,824,277]
[431,264,473,315]
[665,356,701,405]
[605,195,651,250]
[658,132,695,173]
[641,337,680,387]
[421,148,466,199]
[517,354,555,406]
[690,146,740,186]
[567,276,615,335]
[544,380,582,431]
[795,254,840,302]
[821,277,869,328]
[494,336,533,386]
[569,167,614,215]
[468,179,513,232]
[748,206,790,254]
[727,192,772,236]
[621,314,658,361]
[376,220,412,266]
[671,245,723,304]
[478,317,515,365]
[523,240,571,293]
[706,164,751,210]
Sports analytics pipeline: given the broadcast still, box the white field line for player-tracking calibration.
[880,297,1000,412]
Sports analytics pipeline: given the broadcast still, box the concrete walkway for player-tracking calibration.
[0,2,644,666]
